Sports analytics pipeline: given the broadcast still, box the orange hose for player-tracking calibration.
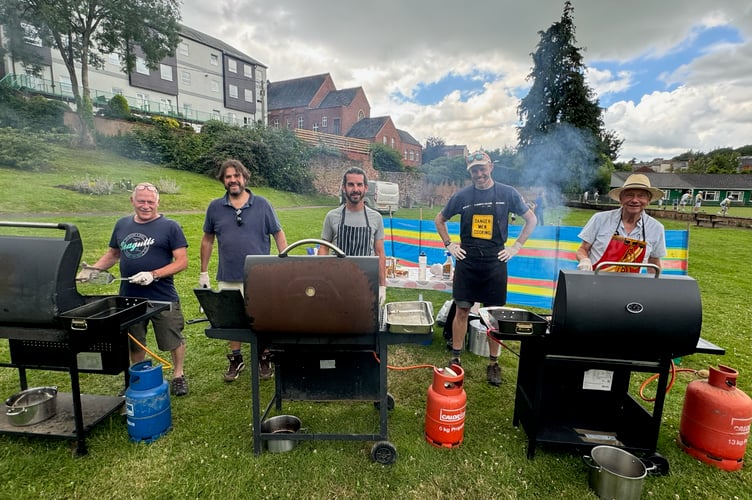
[371,351,436,371]
[638,362,699,402]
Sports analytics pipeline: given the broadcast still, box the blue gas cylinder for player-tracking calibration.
[125,360,172,443]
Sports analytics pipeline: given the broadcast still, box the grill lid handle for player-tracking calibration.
[279,238,346,258]
[594,261,661,277]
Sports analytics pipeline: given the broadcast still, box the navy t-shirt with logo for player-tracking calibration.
[108,215,188,302]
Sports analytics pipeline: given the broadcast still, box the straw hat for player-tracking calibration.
[608,174,664,201]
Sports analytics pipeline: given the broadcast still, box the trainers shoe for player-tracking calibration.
[448,357,462,367]
[259,350,274,380]
[171,375,189,396]
[224,353,245,382]
[487,363,501,386]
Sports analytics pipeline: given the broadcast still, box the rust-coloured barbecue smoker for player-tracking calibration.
[493,264,725,466]
[0,222,168,455]
[198,239,432,464]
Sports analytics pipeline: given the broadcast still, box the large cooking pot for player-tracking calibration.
[583,445,651,500]
[260,415,302,453]
[5,386,58,426]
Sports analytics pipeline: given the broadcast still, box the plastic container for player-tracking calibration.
[418,252,427,281]
[125,360,172,443]
[442,252,453,280]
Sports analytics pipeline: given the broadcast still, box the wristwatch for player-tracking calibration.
[443,240,452,247]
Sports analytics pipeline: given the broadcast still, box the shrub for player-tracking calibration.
[106,94,130,119]
[0,127,55,170]
[71,176,115,195]
[154,177,180,194]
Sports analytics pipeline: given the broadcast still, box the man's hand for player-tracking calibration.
[446,242,466,260]
[75,262,100,283]
[577,258,593,271]
[199,272,210,288]
[497,243,521,262]
[129,271,155,286]
[378,286,386,307]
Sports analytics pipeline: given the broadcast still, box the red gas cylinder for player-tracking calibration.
[678,364,752,471]
[425,364,467,448]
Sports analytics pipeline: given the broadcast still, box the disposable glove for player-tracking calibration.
[199,272,211,288]
[75,262,101,282]
[446,242,466,260]
[577,258,593,271]
[497,243,521,262]
[379,286,387,307]
[129,271,155,286]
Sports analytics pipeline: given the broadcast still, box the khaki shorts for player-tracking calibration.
[128,302,185,353]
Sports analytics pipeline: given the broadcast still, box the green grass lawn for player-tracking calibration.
[1,144,751,499]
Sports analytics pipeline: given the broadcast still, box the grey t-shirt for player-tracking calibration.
[321,205,384,255]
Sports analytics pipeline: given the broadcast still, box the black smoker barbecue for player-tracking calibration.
[492,264,725,464]
[0,222,168,455]
[197,239,431,464]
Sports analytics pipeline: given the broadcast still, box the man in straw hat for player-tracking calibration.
[575,174,666,274]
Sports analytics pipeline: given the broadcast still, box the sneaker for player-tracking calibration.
[448,357,462,367]
[487,363,501,387]
[171,375,189,396]
[259,350,274,380]
[224,353,245,382]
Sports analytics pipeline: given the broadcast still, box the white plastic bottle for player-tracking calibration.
[418,251,427,280]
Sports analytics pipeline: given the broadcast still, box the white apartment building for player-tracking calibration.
[0,24,267,126]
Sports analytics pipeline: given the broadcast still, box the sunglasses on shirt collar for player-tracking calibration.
[235,208,243,226]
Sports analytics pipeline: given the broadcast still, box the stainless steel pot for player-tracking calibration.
[583,446,648,500]
[5,386,58,426]
[260,415,301,453]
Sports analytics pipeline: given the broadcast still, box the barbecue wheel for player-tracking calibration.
[371,441,397,464]
[373,393,395,411]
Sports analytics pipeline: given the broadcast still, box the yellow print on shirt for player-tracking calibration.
[471,214,493,240]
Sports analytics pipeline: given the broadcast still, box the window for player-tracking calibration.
[228,112,237,124]
[383,136,387,145]
[210,54,219,66]
[228,59,237,73]
[136,58,149,75]
[286,119,291,129]
[409,150,415,161]
[229,84,238,98]
[404,150,408,159]
[179,42,189,56]
[358,110,365,120]
[212,109,221,120]
[297,116,304,128]
[728,191,743,201]
[135,93,149,111]
[160,64,173,81]
[273,119,279,128]
[211,80,219,92]
[183,103,193,117]
[703,191,720,202]
[313,123,319,132]
[108,53,120,66]
[159,99,172,113]
[111,87,123,96]
[322,116,327,127]
[244,64,253,78]
[59,76,72,95]
[181,71,191,85]
[391,138,395,148]
[244,89,253,102]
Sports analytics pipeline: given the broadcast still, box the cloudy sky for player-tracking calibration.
[181,1,752,163]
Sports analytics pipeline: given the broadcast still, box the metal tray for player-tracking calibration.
[385,301,434,334]
[59,296,148,333]
[479,306,548,336]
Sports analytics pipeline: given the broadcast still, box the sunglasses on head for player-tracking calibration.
[466,153,487,163]
[235,209,243,226]
[135,184,158,192]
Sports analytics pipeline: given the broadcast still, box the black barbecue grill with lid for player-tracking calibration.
[0,221,168,455]
[196,239,432,464]
[487,265,725,462]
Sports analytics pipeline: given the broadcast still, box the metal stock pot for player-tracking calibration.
[5,386,58,426]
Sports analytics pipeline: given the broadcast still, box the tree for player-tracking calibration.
[517,1,621,193]
[422,135,446,164]
[0,0,181,147]
[371,143,405,172]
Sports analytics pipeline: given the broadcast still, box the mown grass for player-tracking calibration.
[1,144,751,499]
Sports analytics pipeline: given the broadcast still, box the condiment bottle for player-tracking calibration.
[418,251,427,280]
[442,251,452,280]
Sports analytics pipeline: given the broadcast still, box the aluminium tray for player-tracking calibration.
[384,301,434,334]
[479,306,548,337]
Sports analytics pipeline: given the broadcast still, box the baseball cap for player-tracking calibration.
[465,150,492,170]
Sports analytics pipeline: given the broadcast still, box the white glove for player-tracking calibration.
[577,258,593,271]
[199,272,211,288]
[497,243,521,262]
[446,242,466,260]
[75,262,101,282]
[378,285,386,307]
[129,271,155,286]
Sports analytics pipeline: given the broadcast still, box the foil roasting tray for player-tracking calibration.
[479,306,548,336]
[384,301,434,334]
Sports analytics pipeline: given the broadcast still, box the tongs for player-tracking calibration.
[76,264,131,285]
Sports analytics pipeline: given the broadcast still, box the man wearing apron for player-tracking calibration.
[576,174,666,274]
[319,167,387,305]
[434,151,537,386]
